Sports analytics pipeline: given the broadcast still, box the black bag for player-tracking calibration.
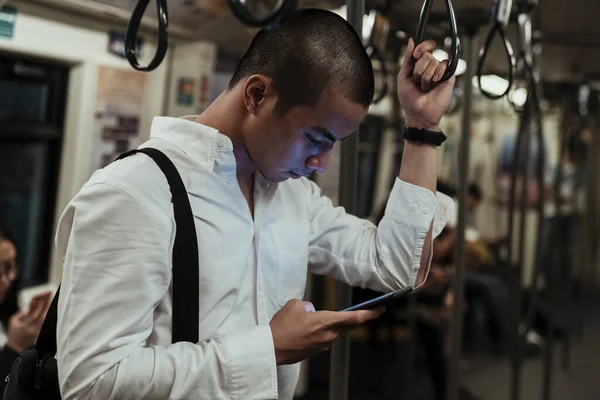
[3,148,200,399]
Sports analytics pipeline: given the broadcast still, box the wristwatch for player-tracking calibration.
[402,126,447,147]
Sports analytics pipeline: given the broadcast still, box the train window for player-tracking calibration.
[0,53,68,287]
[0,79,49,124]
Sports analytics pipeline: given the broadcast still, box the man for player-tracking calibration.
[55,9,454,400]
[466,182,482,229]
[542,140,581,290]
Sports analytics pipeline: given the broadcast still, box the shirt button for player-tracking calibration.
[410,203,418,211]
[217,139,225,148]
[423,208,430,215]
[225,177,232,184]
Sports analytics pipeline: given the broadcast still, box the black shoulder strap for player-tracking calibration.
[36,147,199,356]
[35,287,59,355]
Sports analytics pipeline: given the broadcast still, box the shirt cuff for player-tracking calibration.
[432,191,454,239]
[415,191,454,290]
[386,179,454,289]
[221,325,278,400]
[386,179,453,234]
[386,179,437,231]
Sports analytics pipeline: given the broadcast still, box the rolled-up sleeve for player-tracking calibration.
[307,178,453,293]
[56,181,278,400]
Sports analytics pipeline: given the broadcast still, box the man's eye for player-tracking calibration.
[305,133,321,145]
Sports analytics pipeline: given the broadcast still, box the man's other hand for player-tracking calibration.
[269,299,384,365]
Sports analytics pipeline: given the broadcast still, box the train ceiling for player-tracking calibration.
[15,0,600,85]
[387,0,600,85]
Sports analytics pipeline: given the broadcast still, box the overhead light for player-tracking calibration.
[579,84,590,114]
[509,87,528,107]
[331,6,377,43]
[432,49,467,76]
[364,10,377,41]
[472,74,509,96]
[395,30,407,39]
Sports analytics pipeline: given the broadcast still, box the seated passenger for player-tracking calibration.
[435,181,543,353]
[0,225,50,391]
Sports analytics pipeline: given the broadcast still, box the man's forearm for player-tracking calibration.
[399,123,439,286]
[398,117,439,190]
[398,141,437,192]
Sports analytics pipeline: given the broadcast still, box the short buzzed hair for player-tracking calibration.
[228,8,375,116]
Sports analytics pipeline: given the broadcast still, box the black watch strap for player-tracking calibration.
[402,126,447,147]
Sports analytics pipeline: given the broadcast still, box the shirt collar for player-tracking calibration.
[149,116,278,192]
[149,116,234,170]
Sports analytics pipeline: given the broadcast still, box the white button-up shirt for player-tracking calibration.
[55,116,453,400]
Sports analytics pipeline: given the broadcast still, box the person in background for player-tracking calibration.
[465,183,482,229]
[359,204,481,400]
[542,140,581,292]
[434,182,545,354]
[433,182,510,352]
[0,225,50,391]
[537,137,584,337]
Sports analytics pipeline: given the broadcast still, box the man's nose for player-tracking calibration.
[306,149,332,174]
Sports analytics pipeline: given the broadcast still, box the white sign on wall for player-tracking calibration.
[90,66,147,175]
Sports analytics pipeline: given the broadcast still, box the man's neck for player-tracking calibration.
[194,90,256,184]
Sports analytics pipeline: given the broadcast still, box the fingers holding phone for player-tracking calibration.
[269,299,384,365]
[27,291,52,323]
[6,291,52,353]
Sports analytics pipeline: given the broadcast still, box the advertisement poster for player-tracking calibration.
[177,78,195,106]
[90,66,147,175]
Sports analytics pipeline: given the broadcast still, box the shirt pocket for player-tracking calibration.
[270,221,309,307]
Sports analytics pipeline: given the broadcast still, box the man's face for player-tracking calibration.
[244,82,368,183]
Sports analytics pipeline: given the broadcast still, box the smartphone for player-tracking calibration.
[341,286,413,312]
[19,284,57,313]
[28,291,52,314]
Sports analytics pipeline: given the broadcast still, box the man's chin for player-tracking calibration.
[259,170,290,183]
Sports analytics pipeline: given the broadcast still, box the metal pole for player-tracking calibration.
[558,93,573,371]
[519,59,547,400]
[447,31,475,400]
[511,6,539,399]
[507,107,529,263]
[585,110,600,301]
[532,99,549,400]
[506,94,531,400]
[516,118,531,273]
[574,109,597,340]
[509,104,532,400]
[571,99,593,340]
[543,117,562,400]
[329,2,363,399]
[405,293,418,400]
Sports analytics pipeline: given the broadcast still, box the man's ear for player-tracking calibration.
[242,75,273,115]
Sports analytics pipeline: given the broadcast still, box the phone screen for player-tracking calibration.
[341,286,413,312]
